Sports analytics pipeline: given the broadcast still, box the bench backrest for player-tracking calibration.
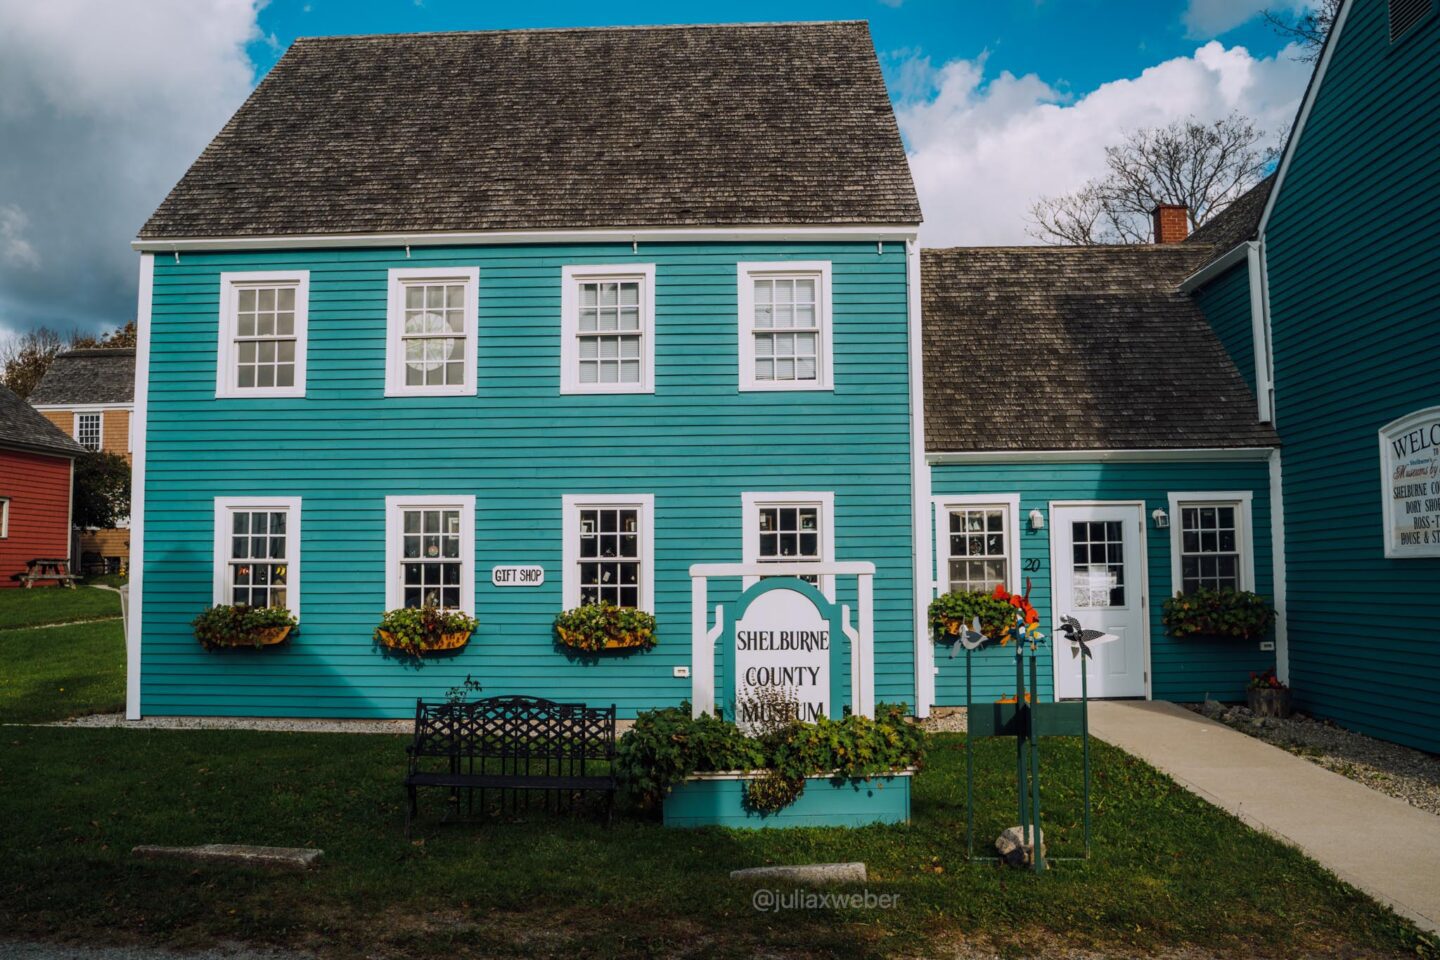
[410,695,616,762]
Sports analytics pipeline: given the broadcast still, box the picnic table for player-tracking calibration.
[20,558,78,589]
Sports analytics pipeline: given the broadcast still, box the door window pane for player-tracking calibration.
[1071,520,1125,607]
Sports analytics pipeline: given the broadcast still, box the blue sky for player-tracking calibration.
[0,0,1314,336]
[246,0,1297,111]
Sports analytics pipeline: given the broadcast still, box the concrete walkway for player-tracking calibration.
[1090,701,1440,934]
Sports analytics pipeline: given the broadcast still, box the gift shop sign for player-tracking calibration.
[1380,407,1440,558]
[733,586,832,730]
[491,565,545,587]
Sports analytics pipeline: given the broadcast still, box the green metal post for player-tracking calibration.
[1081,645,1091,858]
[1015,646,1027,836]
[965,644,974,861]
[1029,646,1044,873]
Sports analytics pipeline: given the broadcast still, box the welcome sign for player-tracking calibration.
[733,585,834,729]
[1380,407,1440,558]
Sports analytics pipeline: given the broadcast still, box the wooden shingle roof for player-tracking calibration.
[28,349,135,406]
[922,245,1280,452]
[0,386,86,457]
[139,22,921,240]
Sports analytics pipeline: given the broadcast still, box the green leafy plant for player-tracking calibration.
[554,602,656,652]
[614,701,925,815]
[1162,589,1276,640]
[374,605,478,657]
[191,604,297,650]
[928,590,1016,643]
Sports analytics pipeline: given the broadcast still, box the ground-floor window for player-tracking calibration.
[935,495,1019,595]
[741,491,835,596]
[385,495,475,612]
[1167,491,1253,594]
[212,497,301,615]
[562,494,654,611]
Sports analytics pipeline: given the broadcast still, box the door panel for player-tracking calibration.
[1053,505,1147,699]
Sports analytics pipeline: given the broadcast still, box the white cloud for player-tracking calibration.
[0,0,260,335]
[1182,0,1314,38]
[898,41,1312,248]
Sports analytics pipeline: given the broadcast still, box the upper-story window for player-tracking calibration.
[560,265,656,394]
[737,262,833,392]
[385,495,475,612]
[217,271,309,399]
[1168,492,1254,595]
[385,267,479,397]
[75,412,102,451]
[212,497,301,615]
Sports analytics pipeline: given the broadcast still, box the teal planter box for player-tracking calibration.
[662,771,913,829]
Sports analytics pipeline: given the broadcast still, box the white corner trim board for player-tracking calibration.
[906,238,934,718]
[126,253,154,720]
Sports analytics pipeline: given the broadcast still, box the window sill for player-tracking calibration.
[383,383,478,398]
[215,386,307,400]
[559,384,655,396]
[738,382,834,393]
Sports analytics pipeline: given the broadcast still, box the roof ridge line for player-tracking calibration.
[292,20,869,43]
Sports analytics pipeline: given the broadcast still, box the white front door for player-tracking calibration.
[1053,504,1148,699]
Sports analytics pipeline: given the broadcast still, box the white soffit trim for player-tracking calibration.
[1255,0,1354,239]
[1178,241,1252,293]
[31,403,135,413]
[927,447,1276,465]
[134,224,922,253]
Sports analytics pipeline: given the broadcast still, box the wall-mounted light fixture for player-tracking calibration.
[1028,508,1045,531]
[1151,508,1170,529]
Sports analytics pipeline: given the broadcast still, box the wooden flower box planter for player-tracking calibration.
[662,770,913,829]
[375,630,471,654]
[206,625,292,649]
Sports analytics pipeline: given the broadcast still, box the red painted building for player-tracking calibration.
[0,385,85,588]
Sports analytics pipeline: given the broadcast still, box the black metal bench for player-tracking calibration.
[403,695,617,835]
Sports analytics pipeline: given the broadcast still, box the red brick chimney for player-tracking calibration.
[1152,204,1189,244]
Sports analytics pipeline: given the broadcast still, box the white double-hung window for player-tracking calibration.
[934,495,1021,595]
[737,261,833,391]
[74,412,102,451]
[741,491,835,598]
[562,494,654,611]
[385,267,479,396]
[560,265,656,394]
[217,271,309,398]
[1168,492,1254,594]
[213,497,301,615]
[384,495,475,612]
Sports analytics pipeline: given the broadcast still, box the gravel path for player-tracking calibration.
[1185,701,1440,816]
[34,714,413,734]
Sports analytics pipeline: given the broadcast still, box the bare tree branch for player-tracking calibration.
[1028,113,1278,245]
[1263,0,1341,62]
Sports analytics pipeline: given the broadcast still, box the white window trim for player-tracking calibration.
[216,270,310,399]
[0,496,9,538]
[737,260,834,392]
[561,493,655,611]
[931,494,1022,596]
[74,411,103,452]
[384,495,476,613]
[559,264,657,395]
[384,266,480,397]
[1167,491,1255,595]
[740,491,836,600]
[212,496,302,619]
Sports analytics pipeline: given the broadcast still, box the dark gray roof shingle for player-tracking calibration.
[0,385,86,457]
[922,245,1280,452]
[1184,173,1275,259]
[139,22,921,239]
[28,349,136,406]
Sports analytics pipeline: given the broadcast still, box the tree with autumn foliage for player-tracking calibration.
[0,321,135,399]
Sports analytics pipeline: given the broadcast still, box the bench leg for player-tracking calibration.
[404,784,417,839]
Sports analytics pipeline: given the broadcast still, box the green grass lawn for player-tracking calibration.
[0,728,1428,959]
[0,619,125,723]
[0,584,121,629]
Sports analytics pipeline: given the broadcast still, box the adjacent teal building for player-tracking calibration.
[1181,0,1440,752]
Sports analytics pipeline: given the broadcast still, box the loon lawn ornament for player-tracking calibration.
[1058,615,1116,660]
[948,617,987,659]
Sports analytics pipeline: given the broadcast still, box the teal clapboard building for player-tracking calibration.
[1181,0,1440,752]
[126,23,928,719]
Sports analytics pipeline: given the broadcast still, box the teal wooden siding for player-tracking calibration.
[1192,263,1256,393]
[930,460,1274,705]
[139,241,915,718]
[1263,0,1440,750]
